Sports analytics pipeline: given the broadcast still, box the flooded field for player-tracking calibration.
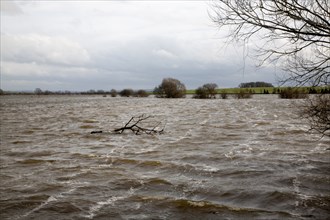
[0,95,329,219]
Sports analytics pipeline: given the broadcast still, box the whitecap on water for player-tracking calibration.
[83,187,138,219]
[21,188,76,218]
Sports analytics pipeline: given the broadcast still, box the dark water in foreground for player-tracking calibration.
[0,95,329,220]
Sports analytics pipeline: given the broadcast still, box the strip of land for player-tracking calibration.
[186,86,329,94]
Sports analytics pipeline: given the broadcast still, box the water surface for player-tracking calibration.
[0,95,329,219]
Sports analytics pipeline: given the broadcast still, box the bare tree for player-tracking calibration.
[211,0,329,86]
[134,89,149,97]
[34,88,43,95]
[154,78,186,98]
[211,0,330,136]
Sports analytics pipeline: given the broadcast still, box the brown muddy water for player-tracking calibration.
[0,95,329,220]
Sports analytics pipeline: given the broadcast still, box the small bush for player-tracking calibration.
[119,89,134,97]
[234,89,253,99]
[194,87,208,99]
[110,89,117,97]
[194,83,218,99]
[220,92,228,99]
[134,89,149,97]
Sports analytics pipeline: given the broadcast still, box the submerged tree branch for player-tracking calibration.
[91,114,165,135]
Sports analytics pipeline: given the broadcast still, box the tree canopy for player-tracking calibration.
[239,82,274,88]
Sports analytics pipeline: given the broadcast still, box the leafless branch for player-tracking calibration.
[210,0,330,86]
[211,0,330,137]
[90,115,165,135]
[113,114,165,135]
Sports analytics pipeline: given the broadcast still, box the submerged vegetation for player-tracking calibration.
[278,88,308,99]
[194,83,218,99]
[233,89,253,99]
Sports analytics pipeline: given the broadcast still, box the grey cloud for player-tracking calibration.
[1,61,99,91]
[1,1,279,91]
[82,35,277,90]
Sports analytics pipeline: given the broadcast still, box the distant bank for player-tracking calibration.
[187,86,330,95]
[1,86,329,96]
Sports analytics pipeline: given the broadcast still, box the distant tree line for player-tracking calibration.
[116,89,149,97]
[1,80,328,99]
[239,81,274,88]
[81,88,150,97]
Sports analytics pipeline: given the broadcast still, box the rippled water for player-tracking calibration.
[0,95,329,220]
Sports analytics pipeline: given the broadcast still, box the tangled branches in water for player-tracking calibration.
[91,114,165,135]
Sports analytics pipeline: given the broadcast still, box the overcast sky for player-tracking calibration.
[1,0,279,91]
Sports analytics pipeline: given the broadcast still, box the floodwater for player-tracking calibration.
[0,95,329,220]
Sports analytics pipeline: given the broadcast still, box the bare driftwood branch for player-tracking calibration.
[91,114,165,135]
[114,114,165,135]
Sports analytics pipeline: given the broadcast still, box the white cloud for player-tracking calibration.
[153,49,177,59]
[1,34,90,66]
[3,79,69,91]
[2,61,96,78]
[1,60,101,91]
